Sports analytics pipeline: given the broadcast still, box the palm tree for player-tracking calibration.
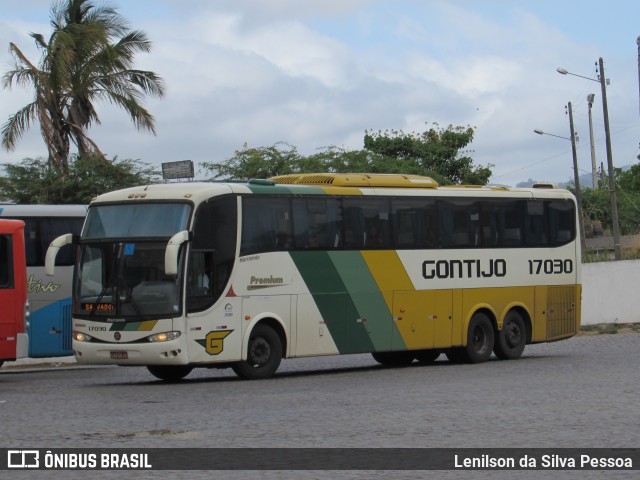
[2,0,165,173]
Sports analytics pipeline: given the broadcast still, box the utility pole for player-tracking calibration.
[587,94,598,190]
[567,102,585,253]
[598,57,621,260]
[637,36,640,117]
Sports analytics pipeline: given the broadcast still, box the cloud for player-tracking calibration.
[1,1,638,187]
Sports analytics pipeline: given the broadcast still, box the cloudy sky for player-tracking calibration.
[1,0,639,186]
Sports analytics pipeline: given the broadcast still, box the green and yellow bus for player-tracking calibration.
[45,173,580,381]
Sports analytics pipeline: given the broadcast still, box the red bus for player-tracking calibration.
[0,219,29,367]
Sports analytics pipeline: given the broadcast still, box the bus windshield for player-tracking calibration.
[83,203,191,239]
[74,241,184,319]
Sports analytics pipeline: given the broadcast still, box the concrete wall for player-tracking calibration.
[582,259,640,325]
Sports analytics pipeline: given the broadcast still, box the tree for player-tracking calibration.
[202,142,303,181]
[363,123,491,184]
[2,0,165,174]
[617,163,640,192]
[0,155,160,204]
[204,124,492,185]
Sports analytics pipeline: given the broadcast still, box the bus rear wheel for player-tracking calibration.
[494,311,526,360]
[464,312,495,363]
[232,324,282,380]
[147,365,193,382]
[371,351,414,366]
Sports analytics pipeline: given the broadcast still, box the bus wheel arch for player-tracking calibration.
[494,308,529,360]
[233,320,285,380]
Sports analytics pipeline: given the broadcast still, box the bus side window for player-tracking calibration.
[525,200,546,246]
[439,200,477,248]
[343,198,390,249]
[293,198,342,249]
[547,200,575,246]
[392,198,437,249]
[189,195,238,312]
[187,252,213,304]
[343,206,365,249]
[241,197,292,255]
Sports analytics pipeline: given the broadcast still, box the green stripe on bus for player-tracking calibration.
[328,251,406,352]
[290,251,408,354]
[289,251,374,354]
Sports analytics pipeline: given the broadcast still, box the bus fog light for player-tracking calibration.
[147,331,181,343]
[73,331,93,342]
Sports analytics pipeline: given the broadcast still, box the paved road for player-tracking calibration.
[1,333,638,479]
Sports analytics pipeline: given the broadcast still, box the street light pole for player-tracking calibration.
[587,94,598,189]
[557,58,621,260]
[533,114,585,256]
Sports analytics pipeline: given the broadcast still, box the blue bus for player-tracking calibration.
[0,205,86,357]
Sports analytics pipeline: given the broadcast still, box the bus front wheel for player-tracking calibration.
[494,311,526,360]
[147,365,193,382]
[464,312,495,363]
[232,324,282,380]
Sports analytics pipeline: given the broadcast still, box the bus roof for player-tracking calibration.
[270,173,439,188]
[0,204,87,217]
[87,176,575,205]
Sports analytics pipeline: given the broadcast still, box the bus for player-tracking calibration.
[0,205,86,357]
[45,173,581,381]
[0,219,29,367]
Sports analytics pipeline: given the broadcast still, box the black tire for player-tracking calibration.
[371,351,414,366]
[494,310,527,360]
[464,312,495,363]
[147,365,193,382]
[414,349,441,364]
[232,324,282,380]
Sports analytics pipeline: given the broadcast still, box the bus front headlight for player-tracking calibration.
[147,331,181,343]
[73,331,93,342]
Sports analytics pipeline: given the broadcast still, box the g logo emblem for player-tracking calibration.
[114,332,121,341]
[206,330,233,355]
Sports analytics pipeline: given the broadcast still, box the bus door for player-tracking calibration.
[392,290,453,350]
[26,266,73,357]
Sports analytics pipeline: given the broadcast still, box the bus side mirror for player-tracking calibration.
[45,233,74,276]
[165,230,190,276]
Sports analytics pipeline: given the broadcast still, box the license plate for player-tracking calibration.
[110,351,128,360]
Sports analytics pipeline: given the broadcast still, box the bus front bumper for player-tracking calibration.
[72,336,189,366]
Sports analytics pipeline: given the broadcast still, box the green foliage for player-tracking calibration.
[581,164,640,236]
[202,142,302,181]
[618,163,640,192]
[0,155,160,204]
[203,123,492,185]
[363,124,491,184]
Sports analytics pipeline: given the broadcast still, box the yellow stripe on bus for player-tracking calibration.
[361,250,415,310]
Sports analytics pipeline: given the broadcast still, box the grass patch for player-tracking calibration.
[580,323,620,334]
[599,324,620,334]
